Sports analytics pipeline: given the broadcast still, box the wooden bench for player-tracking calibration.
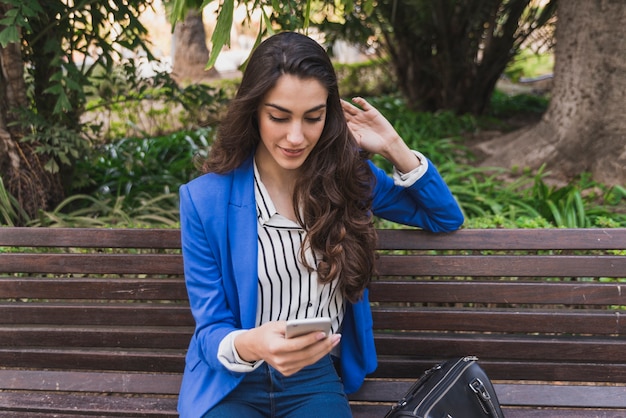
[0,227,625,417]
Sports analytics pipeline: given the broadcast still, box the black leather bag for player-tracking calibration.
[384,356,505,418]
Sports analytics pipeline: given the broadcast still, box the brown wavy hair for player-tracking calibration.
[202,31,377,302]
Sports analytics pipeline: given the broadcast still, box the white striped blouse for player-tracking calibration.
[253,161,346,334]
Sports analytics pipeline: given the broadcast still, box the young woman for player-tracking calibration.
[178,31,464,418]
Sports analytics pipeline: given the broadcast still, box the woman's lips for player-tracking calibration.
[280,147,305,157]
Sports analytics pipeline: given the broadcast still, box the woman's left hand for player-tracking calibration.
[341,97,421,173]
[341,97,400,155]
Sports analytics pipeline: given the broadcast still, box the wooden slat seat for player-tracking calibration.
[0,227,625,417]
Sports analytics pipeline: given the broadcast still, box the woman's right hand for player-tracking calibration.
[234,321,341,376]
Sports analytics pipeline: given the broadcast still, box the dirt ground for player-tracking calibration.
[466,77,550,166]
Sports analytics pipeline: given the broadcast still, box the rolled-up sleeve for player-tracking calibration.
[217,330,264,372]
[392,150,429,186]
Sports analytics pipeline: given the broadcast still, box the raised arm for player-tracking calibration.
[342,97,421,173]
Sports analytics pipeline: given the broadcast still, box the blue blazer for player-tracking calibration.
[177,155,463,417]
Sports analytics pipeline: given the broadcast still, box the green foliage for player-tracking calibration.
[33,128,212,227]
[207,0,235,68]
[169,0,285,72]
[0,0,43,47]
[2,0,168,178]
[73,128,212,200]
[170,0,556,113]
[85,58,228,141]
[360,95,478,170]
[0,176,29,226]
[450,165,626,229]
[325,0,556,114]
[168,0,378,73]
[335,59,396,98]
[504,49,554,82]
[17,0,154,125]
[487,90,549,119]
[29,193,180,228]
[39,93,626,230]
[12,109,92,174]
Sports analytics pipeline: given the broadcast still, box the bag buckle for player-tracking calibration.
[469,378,491,401]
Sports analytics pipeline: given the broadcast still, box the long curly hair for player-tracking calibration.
[203,31,377,302]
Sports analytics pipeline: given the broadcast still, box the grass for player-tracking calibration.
[504,50,554,82]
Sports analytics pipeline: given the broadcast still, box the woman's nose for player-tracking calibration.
[287,122,305,144]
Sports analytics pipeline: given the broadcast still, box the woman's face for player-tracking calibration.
[255,74,328,177]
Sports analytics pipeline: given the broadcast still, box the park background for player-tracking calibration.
[0,0,624,229]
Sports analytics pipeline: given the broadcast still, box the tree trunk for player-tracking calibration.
[171,10,219,84]
[477,0,626,187]
[0,9,63,223]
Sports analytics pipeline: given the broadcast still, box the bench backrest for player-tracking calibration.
[1,227,625,397]
[0,228,188,397]
[371,228,626,384]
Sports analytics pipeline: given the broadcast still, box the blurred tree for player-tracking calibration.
[336,0,555,114]
[478,0,626,187]
[165,0,219,83]
[170,0,555,115]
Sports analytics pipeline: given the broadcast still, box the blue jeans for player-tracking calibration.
[203,355,352,418]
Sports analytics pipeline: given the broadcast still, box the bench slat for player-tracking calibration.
[0,326,192,348]
[0,303,193,326]
[350,380,626,408]
[370,280,626,305]
[0,308,626,347]
[3,403,623,418]
[0,253,183,274]
[0,370,181,394]
[372,308,626,334]
[4,277,624,306]
[0,227,181,249]
[374,333,626,363]
[377,254,626,277]
[376,228,626,250]
[0,348,185,372]
[0,413,140,418]
[0,277,187,300]
[3,227,623,251]
[496,383,626,408]
[0,392,177,417]
[500,409,626,418]
[2,401,622,418]
[3,369,625,416]
[4,330,625,379]
[374,357,626,382]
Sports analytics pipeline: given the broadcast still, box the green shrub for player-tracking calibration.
[34,128,213,227]
[74,128,211,198]
[41,92,625,229]
[0,176,29,226]
[85,59,229,141]
[504,50,554,82]
[29,193,180,228]
[335,59,397,98]
[487,90,549,119]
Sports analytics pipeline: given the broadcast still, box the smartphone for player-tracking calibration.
[285,317,332,339]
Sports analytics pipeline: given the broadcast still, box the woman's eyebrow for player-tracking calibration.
[264,103,327,114]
